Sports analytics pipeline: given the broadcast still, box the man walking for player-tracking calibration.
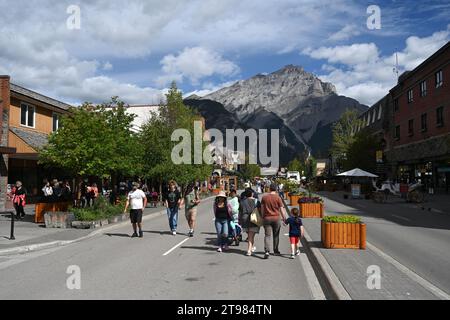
[260,184,287,259]
[164,181,182,235]
[124,182,147,238]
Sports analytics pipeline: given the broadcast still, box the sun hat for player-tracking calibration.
[216,191,227,198]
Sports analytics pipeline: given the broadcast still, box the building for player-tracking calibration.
[386,41,450,191]
[121,105,161,132]
[0,76,72,208]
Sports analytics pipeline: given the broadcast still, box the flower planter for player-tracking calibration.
[300,203,324,218]
[289,194,301,206]
[44,212,75,228]
[35,202,71,223]
[321,220,366,249]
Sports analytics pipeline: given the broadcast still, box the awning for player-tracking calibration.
[337,168,378,178]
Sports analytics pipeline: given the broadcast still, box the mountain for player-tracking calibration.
[184,65,367,165]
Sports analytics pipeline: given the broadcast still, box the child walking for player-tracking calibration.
[286,208,305,259]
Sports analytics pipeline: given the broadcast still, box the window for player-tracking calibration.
[394,98,399,112]
[421,113,427,132]
[395,125,400,140]
[436,106,444,127]
[420,80,427,97]
[408,119,414,136]
[378,105,382,120]
[20,103,35,127]
[52,113,60,131]
[435,70,443,88]
[407,89,414,103]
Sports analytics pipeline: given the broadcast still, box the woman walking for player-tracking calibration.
[12,181,26,220]
[239,189,261,256]
[164,181,182,235]
[184,184,200,237]
[213,191,232,252]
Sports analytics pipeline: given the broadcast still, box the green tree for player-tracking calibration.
[140,82,212,192]
[344,131,382,172]
[287,157,305,174]
[331,109,363,170]
[305,156,317,179]
[39,98,141,197]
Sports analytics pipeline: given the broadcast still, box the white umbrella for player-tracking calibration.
[337,168,378,178]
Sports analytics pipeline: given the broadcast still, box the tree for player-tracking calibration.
[305,156,317,179]
[140,82,212,192]
[287,157,305,174]
[39,98,141,198]
[331,109,363,171]
[344,131,382,172]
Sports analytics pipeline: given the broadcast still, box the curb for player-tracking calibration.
[282,197,351,300]
[0,194,217,256]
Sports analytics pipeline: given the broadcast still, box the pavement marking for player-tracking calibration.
[391,214,411,222]
[298,248,326,300]
[367,242,450,300]
[163,238,190,256]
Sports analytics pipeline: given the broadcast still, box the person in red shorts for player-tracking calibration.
[285,207,305,259]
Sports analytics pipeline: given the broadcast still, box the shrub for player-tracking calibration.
[71,195,126,221]
[322,215,361,224]
[298,196,323,203]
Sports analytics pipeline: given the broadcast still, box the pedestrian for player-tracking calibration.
[123,182,147,238]
[184,184,200,237]
[61,180,72,202]
[51,179,62,202]
[285,208,304,259]
[12,181,26,220]
[278,182,284,199]
[239,189,261,256]
[228,189,240,245]
[260,184,287,259]
[86,183,99,207]
[164,181,182,235]
[213,191,232,252]
[41,179,53,202]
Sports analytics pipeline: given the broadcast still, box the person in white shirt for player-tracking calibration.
[124,182,148,238]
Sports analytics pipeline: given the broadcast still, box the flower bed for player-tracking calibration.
[321,215,366,249]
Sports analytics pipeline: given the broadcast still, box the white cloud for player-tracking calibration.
[103,62,113,71]
[328,25,361,41]
[304,27,450,105]
[157,47,239,86]
[303,43,379,65]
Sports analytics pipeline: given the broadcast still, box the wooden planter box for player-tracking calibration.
[289,194,301,206]
[35,202,71,223]
[300,203,324,218]
[321,220,366,249]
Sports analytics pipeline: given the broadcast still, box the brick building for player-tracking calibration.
[386,41,450,192]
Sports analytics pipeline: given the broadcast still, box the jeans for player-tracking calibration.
[166,207,179,231]
[215,218,229,247]
[264,219,281,253]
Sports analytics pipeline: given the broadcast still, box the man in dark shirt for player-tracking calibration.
[163,182,183,235]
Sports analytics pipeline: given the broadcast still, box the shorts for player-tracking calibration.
[289,236,300,245]
[130,209,143,224]
[185,207,198,220]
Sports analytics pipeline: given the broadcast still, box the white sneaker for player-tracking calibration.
[217,247,222,252]
[252,246,256,253]
[295,249,300,256]
[172,231,176,236]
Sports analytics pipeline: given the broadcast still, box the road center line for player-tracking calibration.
[163,238,190,256]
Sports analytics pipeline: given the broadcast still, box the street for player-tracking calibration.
[0,196,317,300]
[316,191,450,296]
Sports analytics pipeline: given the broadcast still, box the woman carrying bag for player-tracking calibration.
[239,189,262,256]
[213,191,232,252]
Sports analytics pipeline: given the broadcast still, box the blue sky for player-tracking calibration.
[0,0,449,106]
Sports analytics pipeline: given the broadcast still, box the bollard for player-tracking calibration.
[10,211,15,240]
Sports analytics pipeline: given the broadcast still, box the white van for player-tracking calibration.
[287,171,301,184]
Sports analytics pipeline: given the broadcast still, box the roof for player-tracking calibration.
[10,83,72,111]
[10,127,49,150]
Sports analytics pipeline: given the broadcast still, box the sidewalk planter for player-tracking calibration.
[321,216,366,250]
[35,202,72,223]
[299,203,324,218]
[288,194,302,206]
[44,212,75,228]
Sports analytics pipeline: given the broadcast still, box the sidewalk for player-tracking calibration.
[283,196,447,300]
[0,205,165,254]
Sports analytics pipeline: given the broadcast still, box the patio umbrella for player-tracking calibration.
[337,168,378,178]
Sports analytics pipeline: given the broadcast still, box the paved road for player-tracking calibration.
[0,196,317,300]
[318,191,450,296]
